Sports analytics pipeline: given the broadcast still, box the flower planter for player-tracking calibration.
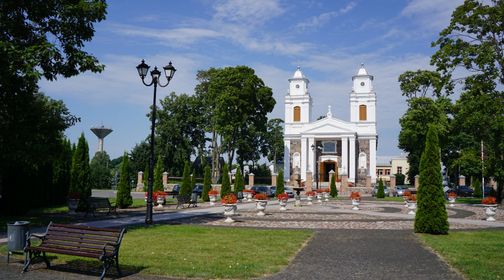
[403,196,409,208]
[407,201,417,215]
[246,192,253,201]
[209,195,217,206]
[279,199,288,211]
[68,199,79,214]
[156,197,165,208]
[256,200,268,216]
[323,192,330,202]
[351,199,360,210]
[484,204,497,222]
[316,194,323,203]
[223,204,237,223]
[306,195,314,205]
[448,197,456,207]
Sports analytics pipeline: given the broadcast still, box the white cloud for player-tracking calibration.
[213,0,285,26]
[296,2,356,30]
[401,0,464,30]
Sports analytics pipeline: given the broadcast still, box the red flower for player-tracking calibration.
[482,196,496,205]
[350,192,361,200]
[277,193,289,201]
[208,189,219,195]
[221,193,237,204]
[254,193,268,200]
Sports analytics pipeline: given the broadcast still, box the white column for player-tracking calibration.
[370,138,377,184]
[301,138,307,180]
[349,136,356,182]
[341,137,348,175]
[283,140,291,181]
[308,137,315,173]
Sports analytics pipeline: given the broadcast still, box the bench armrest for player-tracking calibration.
[102,241,120,256]
[25,233,46,249]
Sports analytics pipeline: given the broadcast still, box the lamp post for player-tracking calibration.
[311,143,323,190]
[136,59,176,224]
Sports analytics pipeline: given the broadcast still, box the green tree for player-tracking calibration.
[143,163,149,192]
[90,151,112,189]
[330,172,338,198]
[70,133,91,199]
[153,155,164,192]
[220,164,231,197]
[377,178,385,198]
[263,118,285,168]
[180,161,192,197]
[275,169,285,196]
[116,152,133,208]
[202,166,212,202]
[395,173,405,185]
[415,126,449,234]
[234,168,244,193]
[472,178,482,198]
[129,141,150,175]
[52,138,73,204]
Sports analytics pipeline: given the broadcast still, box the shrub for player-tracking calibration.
[414,125,449,234]
[220,164,231,197]
[153,155,164,192]
[202,166,212,201]
[116,152,133,208]
[472,179,482,198]
[377,178,385,198]
[275,169,285,196]
[180,161,192,197]
[234,168,244,193]
[330,172,338,198]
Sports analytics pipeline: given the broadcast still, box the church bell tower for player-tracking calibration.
[285,66,312,124]
[350,64,376,123]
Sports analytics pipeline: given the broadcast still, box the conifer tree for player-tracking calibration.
[116,152,133,208]
[472,179,482,198]
[414,125,449,234]
[234,168,244,193]
[69,133,91,200]
[154,155,164,192]
[377,178,385,198]
[330,172,338,198]
[220,164,231,197]
[275,169,285,196]
[180,161,192,196]
[202,166,212,201]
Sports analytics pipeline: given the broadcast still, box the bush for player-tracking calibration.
[116,152,133,208]
[330,172,338,198]
[395,173,405,185]
[275,169,285,196]
[154,155,164,192]
[377,178,385,198]
[220,164,231,197]
[472,179,482,198]
[180,161,192,197]
[414,125,449,234]
[202,166,211,202]
[234,168,244,193]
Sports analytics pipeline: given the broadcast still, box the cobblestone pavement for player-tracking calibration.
[1,199,502,279]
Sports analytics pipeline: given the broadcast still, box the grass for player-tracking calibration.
[1,225,313,279]
[109,198,147,208]
[0,204,73,232]
[454,197,482,204]
[419,230,504,280]
[374,197,404,202]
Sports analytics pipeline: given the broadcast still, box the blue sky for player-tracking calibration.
[40,0,464,161]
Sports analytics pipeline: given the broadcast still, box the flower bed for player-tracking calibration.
[254,193,268,200]
[482,196,496,205]
[221,193,238,204]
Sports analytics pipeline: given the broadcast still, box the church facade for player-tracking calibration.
[283,65,377,187]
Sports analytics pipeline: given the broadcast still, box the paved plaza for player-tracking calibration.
[1,196,502,279]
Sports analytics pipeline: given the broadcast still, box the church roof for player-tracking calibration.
[356,63,368,75]
[292,66,306,79]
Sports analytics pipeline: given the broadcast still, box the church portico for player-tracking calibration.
[283,65,378,189]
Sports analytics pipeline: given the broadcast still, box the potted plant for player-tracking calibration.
[322,188,330,202]
[316,189,324,203]
[67,192,81,214]
[402,191,412,207]
[208,189,219,206]
[277,193,289,211]
[482,196,497,222]
[407,194,417,215]
[254,193,268,216]
[447,192,457,207]
[221,193,238,223]
[243,189,254,201]
[350,192,361,210]
[305,191,316,205]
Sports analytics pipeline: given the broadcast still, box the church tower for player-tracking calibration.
[350,64,376,123]
[285,66,311,124]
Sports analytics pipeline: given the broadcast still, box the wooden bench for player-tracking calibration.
[86,197,117,216]
[23,222,126,280]
[176,193,198,209]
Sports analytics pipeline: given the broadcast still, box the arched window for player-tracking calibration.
[293,106,301,122]
[359,105,367,121]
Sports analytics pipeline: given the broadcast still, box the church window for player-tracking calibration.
[358,152,367,169]
[293,106,301,122]
[322,141,336,153]
[397,166,402,174]
[359,105,367,121]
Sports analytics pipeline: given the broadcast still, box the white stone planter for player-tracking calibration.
[323,192,330,202]
[307,195,314,205]
[448,197,456,207]
[407,201,417,215]
[68,199,79,214]
[209,195,217,206]
[244,192,253,202]
[316,194,323,203]
[351,199,360,210]
[223,204,237,223]
[484,204,497,222]
[279,199,288,211]
[256,200,268,216]
[403,197,409,208]
[156,197,165,208]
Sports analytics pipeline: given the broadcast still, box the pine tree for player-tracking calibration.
[220,164,231,197]
[116,152,133,208]
[69,133,91,200]
[472,179,482,198]
[154,155,164,192]
[275,169,285,196]
[377,178,385,198]
[414,125,449,234]
[234,168,244,193]
[330,172,338,198]
[202,166,212,202]
[180,161,192,196]
[53,138,73,204]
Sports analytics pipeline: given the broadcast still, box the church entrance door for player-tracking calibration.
[319,161,336,182]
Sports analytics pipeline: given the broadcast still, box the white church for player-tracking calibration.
[283,64,377,187]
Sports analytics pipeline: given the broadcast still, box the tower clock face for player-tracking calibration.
[360,82,365,86]
[296,84,300,88]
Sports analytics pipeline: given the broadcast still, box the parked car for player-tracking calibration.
[394,185,409,197]
[484,186,495,197]
[251,186,274,197]
[284,187,295,198]
[371,185,389,197]
[454,185,474,197]
[193,184,204,197]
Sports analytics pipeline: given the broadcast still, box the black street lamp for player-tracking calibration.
[311,143,323,190]
[136,59,176,224]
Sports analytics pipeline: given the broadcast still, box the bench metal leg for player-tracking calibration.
[100,258,113,280]
[22,251,32,272]
[115,255,122,276]
[42,252,50,268]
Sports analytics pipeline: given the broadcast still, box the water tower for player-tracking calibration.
[90,125,113,152]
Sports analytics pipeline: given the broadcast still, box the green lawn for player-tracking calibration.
[454,197,482,204]
[419,230,504,280]
[1,225,313,279]
[375,197,404,202]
